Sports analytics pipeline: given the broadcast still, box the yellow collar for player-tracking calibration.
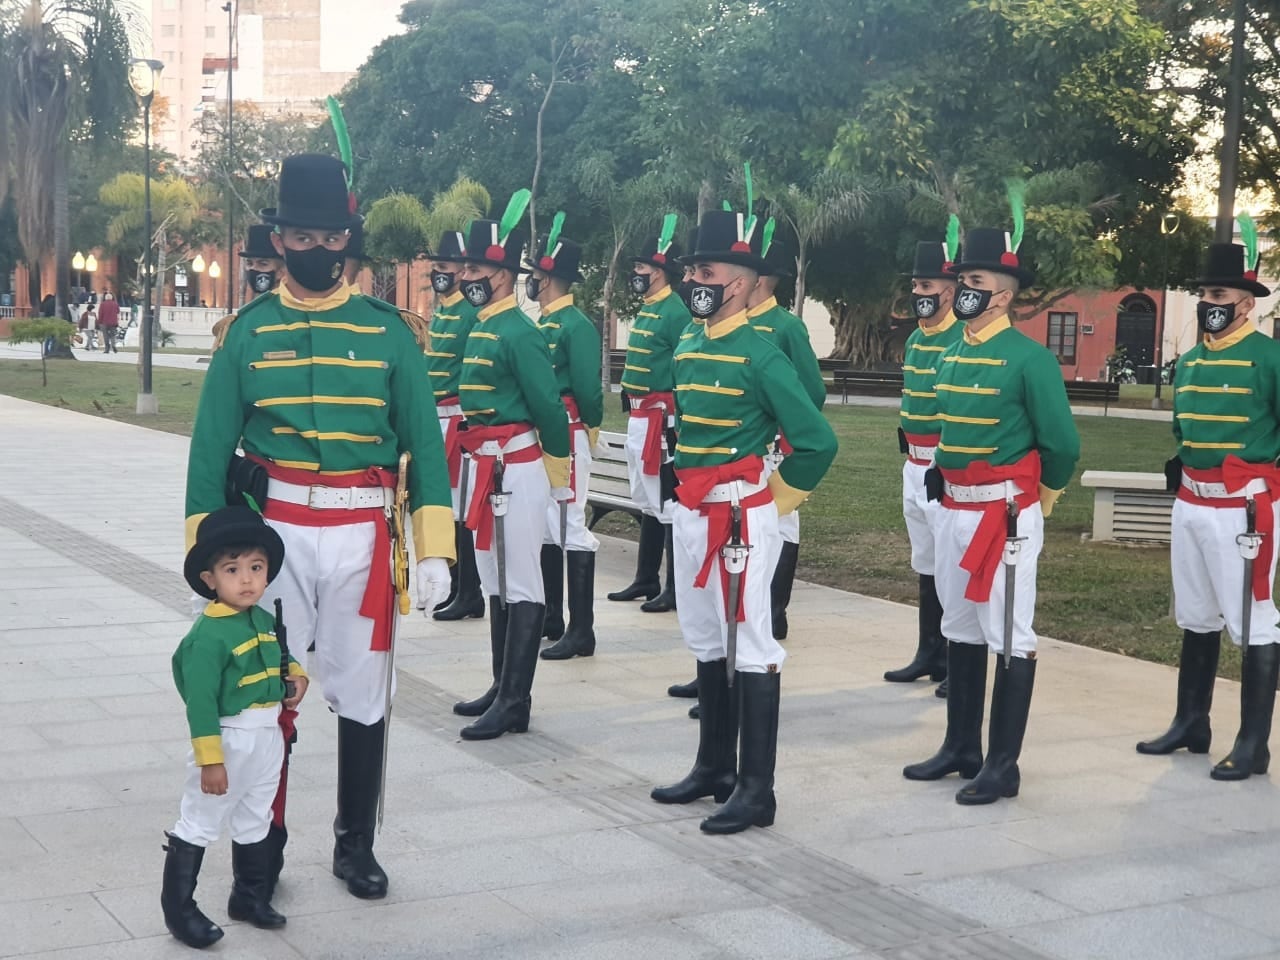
[479,294,518,321]
[439,290,464,307]
[963,315,1011,345]
[1204,321,1256,351]
[543,294,574,315]
[643,286,672,305]
[747,296,778,320]
[204,601,243,618]
[279,280,355,313]
[920,311,958,336]
[706,310,750,339]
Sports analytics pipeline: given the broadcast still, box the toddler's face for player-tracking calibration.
[200,548,269,611]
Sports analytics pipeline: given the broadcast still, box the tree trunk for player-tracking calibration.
[26,260,41,312]
[696,179,715,220]
[154,226,168,345]
[600,236,625,394]
[53,143,70,321]
[529,43,563,241]
[826,296,898,365]
[794,237,808,314]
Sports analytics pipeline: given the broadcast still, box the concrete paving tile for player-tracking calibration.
[826,824,1057,885]
[0,742,171,782]
[1191,886,1280,940]
[21,801,179,858]
[14,932,305,960]
[0,725,47,753]
[673,906,857,960]
[996,808,1190,859]
[89,692,179,718]
[1176,834,1280,888]
[0,674,162,705]
[391,795,612,850]
[41,714,185,748]
[0,816,44,861]
[0,641,102,664]
[0,893,130,957]
[903,873,1081,928]
[0,776,122,819]
[531,826,685,875]
[1009,902,1277,960]
[442,921,733,960]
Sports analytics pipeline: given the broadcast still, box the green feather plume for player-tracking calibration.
[498,189,532,243]
[1238,212,1260,271]
[545,211,566,257]
[722,200,732,212]
[743,162,757,239]
[658,213,678,253]
[944,214,961,263]
[762,217,776,258]
[243,493,262,515]
[1006,179,1026,252]
[325,95,354,189]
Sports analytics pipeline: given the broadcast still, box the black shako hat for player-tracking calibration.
[633,213,684,278]
[184,506,286,601]
[906,214,962,280]
[433,230,468,264]
[460,220,527,273]
[1193,242,1271,298]
[239,224,282,261]
[759,220,794,279]
[690,210,768,272]
[260,154,362,230]
[346,220,366,261]
[525,238,585,283]
[950,227,1034,289]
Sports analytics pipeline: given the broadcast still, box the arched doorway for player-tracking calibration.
[1116,293,1158,369]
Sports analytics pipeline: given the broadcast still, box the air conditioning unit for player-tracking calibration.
[1081,324,1095,335]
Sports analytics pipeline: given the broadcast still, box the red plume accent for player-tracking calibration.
[539,255,556,272]
[485,244,506,262]
[348,192,358,215]
[652,252,666,264]
[730,241,751,253]
[942,261,955,273]
[1000,252,1019,268]
[1246,269,1259,281]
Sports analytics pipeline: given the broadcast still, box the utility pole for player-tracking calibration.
[224,2,236,309]
[1215,0,1247,242]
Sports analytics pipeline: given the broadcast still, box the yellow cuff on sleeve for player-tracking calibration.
[287,660,307,678]
[192,735,224,766]
[767,471,812,517]
[411,505,457,565]
[185,513,209,553]
[1038,484,1064,519]
[544,454,571,490]
[587,426,601,450]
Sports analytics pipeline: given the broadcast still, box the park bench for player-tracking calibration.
[586,430,642,528]
[1064,380,1120,405]
[1079,470,1172,543]
[831,369,906,403]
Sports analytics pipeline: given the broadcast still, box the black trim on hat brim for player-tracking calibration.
[1191,277,1272,298]
[238,249,284,261]
[949,259,1034,289]
[631,255,685,277]
[520,262,586,283]
[258,207,363,231]
[687,251,770,273]
[183,521,285,601]
[429,255,469,265]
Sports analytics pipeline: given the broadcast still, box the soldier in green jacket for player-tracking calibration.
[523,213,605,660]
[650,209,838,834]
[1137,219,1280,781]
[185,154,455,900]
[430,229,488,623]
[239,224,283,300]
[902,213,1080,806]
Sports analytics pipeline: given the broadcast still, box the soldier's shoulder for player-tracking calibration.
[211,293,276,352]
[361,295,431,348]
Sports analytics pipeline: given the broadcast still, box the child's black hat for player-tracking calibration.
[184,506,285,600]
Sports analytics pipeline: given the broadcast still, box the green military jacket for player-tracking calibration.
[185,283,454,562]
[933,317,1080,491]
[1173,324,1280,468]
[747,297,827,410]
[538,295,604,429]
[621,285,694,396]
[673,311,838,513]
[900,311,965,437]
[427,290,482,402]
[172,602,306,766]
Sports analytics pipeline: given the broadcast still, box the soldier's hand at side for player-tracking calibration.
[201,764,228,796]
[283,675,309,710]
[416,557,451,613]
[551,486,574,502]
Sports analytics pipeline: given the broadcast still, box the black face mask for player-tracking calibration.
[688,282,726,319]
[1197,299,1238,334]
[525,276,543,301]
[463,275,494,307]
[912,293,942,321]
[283,245,346,293]
[952,282,996,322]
[431,269,455,294]
[246,269,277,295]
[630,271,651,296]
[677,279,696,308]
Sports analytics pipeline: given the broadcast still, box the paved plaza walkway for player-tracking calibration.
[0,394,1276,960]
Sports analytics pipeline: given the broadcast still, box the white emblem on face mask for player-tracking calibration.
[956,289,982,314]
[917,299,935,317]
[691,287,715,314]
[1207,306,1229,328]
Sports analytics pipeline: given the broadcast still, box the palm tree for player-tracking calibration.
[0,0,143,318]
[364,191,431,306]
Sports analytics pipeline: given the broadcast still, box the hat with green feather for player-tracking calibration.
[907,214,962,280]
[758,217,793,278]
[689,163,769,272]
[950,182,1034,289]
[633,213,685,277]
[523,211,585,282]
[260,97,362,229]
[460,189,530,273]
[1192,214,1271,297]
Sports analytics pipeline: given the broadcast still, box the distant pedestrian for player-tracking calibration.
[79,304,99,350]
[40,294,56,317]
[99,292,120,353]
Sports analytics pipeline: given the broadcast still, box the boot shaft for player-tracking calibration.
[988,655,1036,762]
[161,832,206,907]
[498,602,546,702]
[945,641,988,740]
[771,542,799,608]
[336,717,386,834]
[540,544,564,607]
[734,670,781,784]
[565,551,596,629]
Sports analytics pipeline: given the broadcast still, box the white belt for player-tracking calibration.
[908,443,937,462]
[436,403,463,418]
[267,477,392,511]
[1181,475,1269,499]
[944,480,1024,504]
[700,477,770,504]
[220,704,282,729]
[473,429,540,458]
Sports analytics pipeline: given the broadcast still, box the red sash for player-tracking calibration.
[437,395,464,487]
[629,392,674,476]
[903,431,941,467]
[458,424,543,550]
[1180,457,1280,601]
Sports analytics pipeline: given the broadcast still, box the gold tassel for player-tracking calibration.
[398,309,431,351]
[211,313,237,352]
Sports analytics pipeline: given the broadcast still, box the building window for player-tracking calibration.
[161,24,175,37]
[1047,311,1078,364]
[206,26,216,39]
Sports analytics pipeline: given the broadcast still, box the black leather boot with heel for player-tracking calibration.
[652,658,738,804]
[884,574,947,683]
[771,542,799,640]
[453,597,506,717]
[461,602,545,740]
[956,655,1036,805]
[1136,630,1220,755]
[1211,642,1280,781]
[160,832,224,948]
[434,523,486,621]
[701,670,780,834]
[641,524,678,613]
[228,837,287,928]
[332,717,389,898]
[903,642,986,781]
[542,551,597,659]
[608,514,663,601]
[540,544,565,642]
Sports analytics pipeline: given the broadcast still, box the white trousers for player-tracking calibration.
[1172,498,1280,646]
[465,457,550,604]
[762,453,800,545]
[624,414,673,522]
[673,497,785,673]
[544,427,600,552]
[438,413,464,518]
[170,707,284,847]
[261,518,394,725]
[934,502,1044,657]
[902,460,939,575]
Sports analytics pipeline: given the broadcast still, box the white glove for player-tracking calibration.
[551,486,574,502]
[189,592,209,620]
[416,557,452,613]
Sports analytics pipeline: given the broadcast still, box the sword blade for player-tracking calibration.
[1002,564,1016,670]
[458,454,471,524]
[559,499,568,553]
[495,515,508,608]
[1241,555,1254,670]
[376,605,401,831]
[725,571,741,686]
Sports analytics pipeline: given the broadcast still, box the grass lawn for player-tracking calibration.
[0,358,1209,676]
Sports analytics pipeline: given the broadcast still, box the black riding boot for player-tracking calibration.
[540,544,565,642]
[702,670,780,834]
[668,677,698,698]
[771,542,799,640]
[543,551,597,659]
[436,539,461,611]
[956,655,1036,805]
[461,602,544,740]
[641,524,677,613]
[453,597,506,717]
[332,717,389,898]
[608,514,663,601]
[1136,630,1220,755]
[652,658,738,804]
[884,574,947,683]
[434,523,486,620]
[904,642,986,780]
[160,833,224,949]
[263,820,287,902]
[228,837,287,928]
[1212,642,1280,781]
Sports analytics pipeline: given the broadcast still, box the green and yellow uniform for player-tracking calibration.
[621,286,694,397]
[427,290,482,401]
[900,311,965,440]
[538,294,604,434]
[747,297,826,410]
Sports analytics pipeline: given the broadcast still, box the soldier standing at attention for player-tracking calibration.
[240,224,284,300]
[1137,216,1280,781]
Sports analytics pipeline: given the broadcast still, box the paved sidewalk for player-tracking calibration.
[0,342,209,371]
[1,394,1276,960]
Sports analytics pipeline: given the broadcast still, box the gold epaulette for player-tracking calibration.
[211,313,237,352]
[399,309,431,351]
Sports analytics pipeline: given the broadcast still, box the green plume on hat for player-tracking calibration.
[657,213,678,255]
[544,211,566,257]
[1006,179,1027,253]
[945,214,961,263]
[761,217,777,258]
[325,95,354,190]
[722,200,732,212]
[742,162,758,240]
[1237,212,1260,272]
[499,189,532,244]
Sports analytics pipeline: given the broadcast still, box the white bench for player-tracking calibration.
[587,430,642,527]
[1079,470,1173,543]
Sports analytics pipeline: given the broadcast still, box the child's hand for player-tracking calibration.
[201,764,228,795]
[283,675,309,710]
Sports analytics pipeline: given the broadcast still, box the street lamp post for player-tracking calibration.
[129,57,165,415]
[223,2,236,311]
[191,253,206,307]
[72,251,85,295]
[1153,213,1180,409]
[209,261,222,309]
[85,254,97,300]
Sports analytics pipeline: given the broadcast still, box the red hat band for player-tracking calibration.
[485,244,506,262]
[539,255,556,272]
[653,252,667,264]
[1000,251,1020,268]
[1246,269,1259,281]
[730,241,751,254]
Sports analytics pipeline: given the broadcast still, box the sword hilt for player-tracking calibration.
[1003,499,1026,565]
[1239,497,1263,559]
[274,598,296,701]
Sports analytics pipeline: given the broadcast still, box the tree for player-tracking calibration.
[363,191,431,305]
[422,176,490,242]
[8,317,73,385]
